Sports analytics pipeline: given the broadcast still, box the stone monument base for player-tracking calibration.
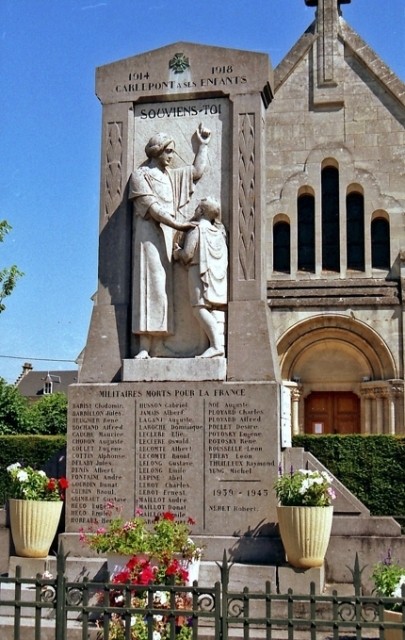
[122,358,227,382]
[67,379,281,537]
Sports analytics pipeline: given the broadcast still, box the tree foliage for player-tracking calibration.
[28,393,68,435]
[0,377,31,434]
[0,379,67,435]
[0,220,24,313]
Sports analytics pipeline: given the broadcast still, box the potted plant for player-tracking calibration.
[274,466,336,569]
[79,502,151,576]
[372,549,405,640]
[7,462,69,557]
[150,512,202,585]
[80,504,202,584]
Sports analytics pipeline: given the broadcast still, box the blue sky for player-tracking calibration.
[0,0,404,384]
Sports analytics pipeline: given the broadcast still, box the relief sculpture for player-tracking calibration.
[129,124,211,359]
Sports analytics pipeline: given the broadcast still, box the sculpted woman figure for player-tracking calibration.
[129,124,211,359]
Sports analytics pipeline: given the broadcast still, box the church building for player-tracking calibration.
[266,0,405,435]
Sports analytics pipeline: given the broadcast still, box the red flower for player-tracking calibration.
[165,559,180,576]
[162,511,175,521]
[47,478,56,491]
[112,568,130,583]
[179,567,189,583]
[58,477,69,490]
[187,517,196,525]
[126,556,142,571]
[138,565,155,585]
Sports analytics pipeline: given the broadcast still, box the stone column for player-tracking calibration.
[290,385,303,435]
[360,385,373,434]
[388,380,404,434]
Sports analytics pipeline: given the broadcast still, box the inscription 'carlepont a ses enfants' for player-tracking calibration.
[115,66,247,94]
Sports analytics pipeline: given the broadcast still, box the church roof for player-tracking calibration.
[274,12,405,108]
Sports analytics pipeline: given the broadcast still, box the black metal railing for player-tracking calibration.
[1,547,405,639]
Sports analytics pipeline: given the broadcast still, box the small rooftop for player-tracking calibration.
[15,362,77,398]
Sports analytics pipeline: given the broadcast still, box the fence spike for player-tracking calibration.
[57,539,68,575]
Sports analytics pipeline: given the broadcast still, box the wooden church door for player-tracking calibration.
[304,391,360,434]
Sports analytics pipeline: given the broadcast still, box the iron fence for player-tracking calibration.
[1,548,405,640]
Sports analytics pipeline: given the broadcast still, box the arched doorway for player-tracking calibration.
[305,391,360,434]
[278,315,398,434]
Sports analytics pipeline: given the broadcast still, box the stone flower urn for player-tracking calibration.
[9,499,63,558]
[276,505,333,569]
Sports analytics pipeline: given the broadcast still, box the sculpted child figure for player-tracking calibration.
[174,197,228,358]
[129,124,211,359]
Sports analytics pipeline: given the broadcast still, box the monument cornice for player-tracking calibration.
[96,42,273,107]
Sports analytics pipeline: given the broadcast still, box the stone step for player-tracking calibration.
[0,617,381,640]
[0,616,99,640]
[8,555,326,593]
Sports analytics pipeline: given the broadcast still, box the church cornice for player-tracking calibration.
[340,20,405,108]
[274,24,316,92]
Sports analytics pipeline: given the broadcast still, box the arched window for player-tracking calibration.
[298,194,315,272]
[322,166,340,272]
[273,221,291,273]
[371,217,390,269]
[346,191,365,271]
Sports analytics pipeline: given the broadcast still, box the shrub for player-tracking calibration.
[293,435,405,516]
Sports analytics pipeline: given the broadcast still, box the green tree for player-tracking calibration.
[27,393,68,434]
[0,377,31,434]
[0,220,24,312]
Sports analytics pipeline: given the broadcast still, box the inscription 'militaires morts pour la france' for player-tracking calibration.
[68,383,276,534]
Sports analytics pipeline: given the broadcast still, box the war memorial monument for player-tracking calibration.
[65,42,285,563]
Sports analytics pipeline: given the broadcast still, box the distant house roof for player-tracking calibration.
[15,363,78,398]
